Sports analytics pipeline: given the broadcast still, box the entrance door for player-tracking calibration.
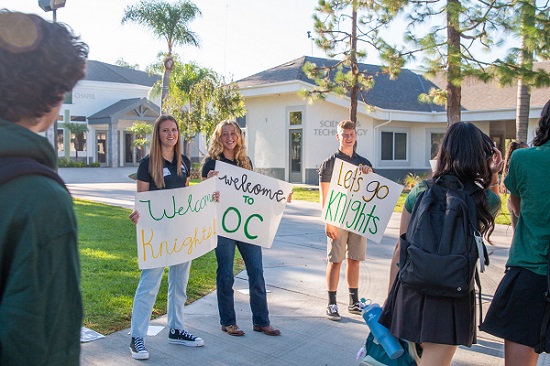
[97,131,107,164]
[125,132,133,165]
[289,129,302,183]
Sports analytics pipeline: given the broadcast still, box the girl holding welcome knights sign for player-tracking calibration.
[127,115,206,360]
[380,122,502,366]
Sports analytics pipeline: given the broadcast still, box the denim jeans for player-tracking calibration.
[215,236,270,327]
[130,261,191,338]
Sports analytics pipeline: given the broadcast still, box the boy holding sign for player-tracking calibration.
[319,120,373,321]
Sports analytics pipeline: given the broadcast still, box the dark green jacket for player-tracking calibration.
[0,118,81,365]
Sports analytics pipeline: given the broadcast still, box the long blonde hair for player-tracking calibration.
[204,120,252,170]
[149,115,183,188]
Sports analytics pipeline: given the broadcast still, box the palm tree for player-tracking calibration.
[65,122,88,162]
[122,0,201,109]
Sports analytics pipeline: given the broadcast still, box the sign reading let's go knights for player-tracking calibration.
[322,158,403,243]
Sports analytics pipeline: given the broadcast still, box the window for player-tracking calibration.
[430,132,445,159]
[290,111,302,125]
[57,129,64,152]
[236,115,246,128]
[64,92,73,104]
[71,131,87,152]
[381,131,407,161]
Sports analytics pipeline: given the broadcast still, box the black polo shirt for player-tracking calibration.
[319,150,373,183]
[201,153,253,178]
[137,154,191,191]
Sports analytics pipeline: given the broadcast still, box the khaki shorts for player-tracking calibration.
[327,227,366,262]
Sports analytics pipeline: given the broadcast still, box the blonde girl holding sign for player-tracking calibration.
[201,120,282,337]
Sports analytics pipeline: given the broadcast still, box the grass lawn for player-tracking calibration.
[77,186,510,335]
[75,198,243,335]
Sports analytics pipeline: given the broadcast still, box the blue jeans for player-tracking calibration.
[215,236,270,327]
[130,261,191,338]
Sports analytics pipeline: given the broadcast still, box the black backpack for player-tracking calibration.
[0,157,67,190]
[398,175,489,298]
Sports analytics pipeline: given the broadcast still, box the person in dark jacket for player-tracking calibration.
[0,10,88,366]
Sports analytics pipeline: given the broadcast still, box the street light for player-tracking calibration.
[38,0,66,22]
[39,0,67,168]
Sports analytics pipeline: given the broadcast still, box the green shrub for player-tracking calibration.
[58,157,100,168]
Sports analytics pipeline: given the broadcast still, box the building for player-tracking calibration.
[49,60,161,167]
[236,56,550,184]
[52,58,548,181]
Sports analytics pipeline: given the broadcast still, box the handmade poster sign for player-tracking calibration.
[322,158,403,243]
[134,178,218,269]
[214,161,293,248]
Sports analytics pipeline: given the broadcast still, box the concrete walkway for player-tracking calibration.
[58,167,549,366]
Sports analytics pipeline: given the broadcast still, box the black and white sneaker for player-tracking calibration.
[168,329,204,347]
[326,304,341,321]
[348,301,366,315]
[129,337,149,360]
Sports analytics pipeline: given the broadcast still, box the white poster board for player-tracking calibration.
[322,158,403,243]
[214,161,293,248]
[134,178,218,269]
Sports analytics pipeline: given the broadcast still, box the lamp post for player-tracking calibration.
[38,0,67,169]
[38,0,66,21]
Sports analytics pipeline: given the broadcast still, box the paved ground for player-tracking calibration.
[59,167,549,366]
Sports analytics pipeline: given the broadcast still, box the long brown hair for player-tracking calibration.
[204,120,252,170]
[533,100,550,147]
[433,122,495,240]
[149,115,183,188]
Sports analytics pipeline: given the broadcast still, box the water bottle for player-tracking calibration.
[361,299,404,360]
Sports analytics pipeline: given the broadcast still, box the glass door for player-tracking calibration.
[97,131,107,164]
[289,129,302,183]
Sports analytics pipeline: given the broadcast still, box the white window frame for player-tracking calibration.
[376,127,410,167]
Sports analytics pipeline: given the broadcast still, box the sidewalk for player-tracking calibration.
[59,168,548,366]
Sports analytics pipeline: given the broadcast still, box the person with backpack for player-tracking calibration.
[0,11,88,365]
[379,122,502,366]
[480,100,550,366]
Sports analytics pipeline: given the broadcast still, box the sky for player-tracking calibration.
[2,0,337,80]
[3,0,517,81]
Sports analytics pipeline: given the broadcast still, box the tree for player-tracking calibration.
[373,0,513,125]
[301,0,394,122]
[122,0,201,109]
[151,61,246,156]
[128,122,154,162]
[115,58,139,70]
[483,1,550,142]
[64,122,88,162]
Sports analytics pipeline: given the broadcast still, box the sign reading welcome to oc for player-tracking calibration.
[134,163,293,269]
